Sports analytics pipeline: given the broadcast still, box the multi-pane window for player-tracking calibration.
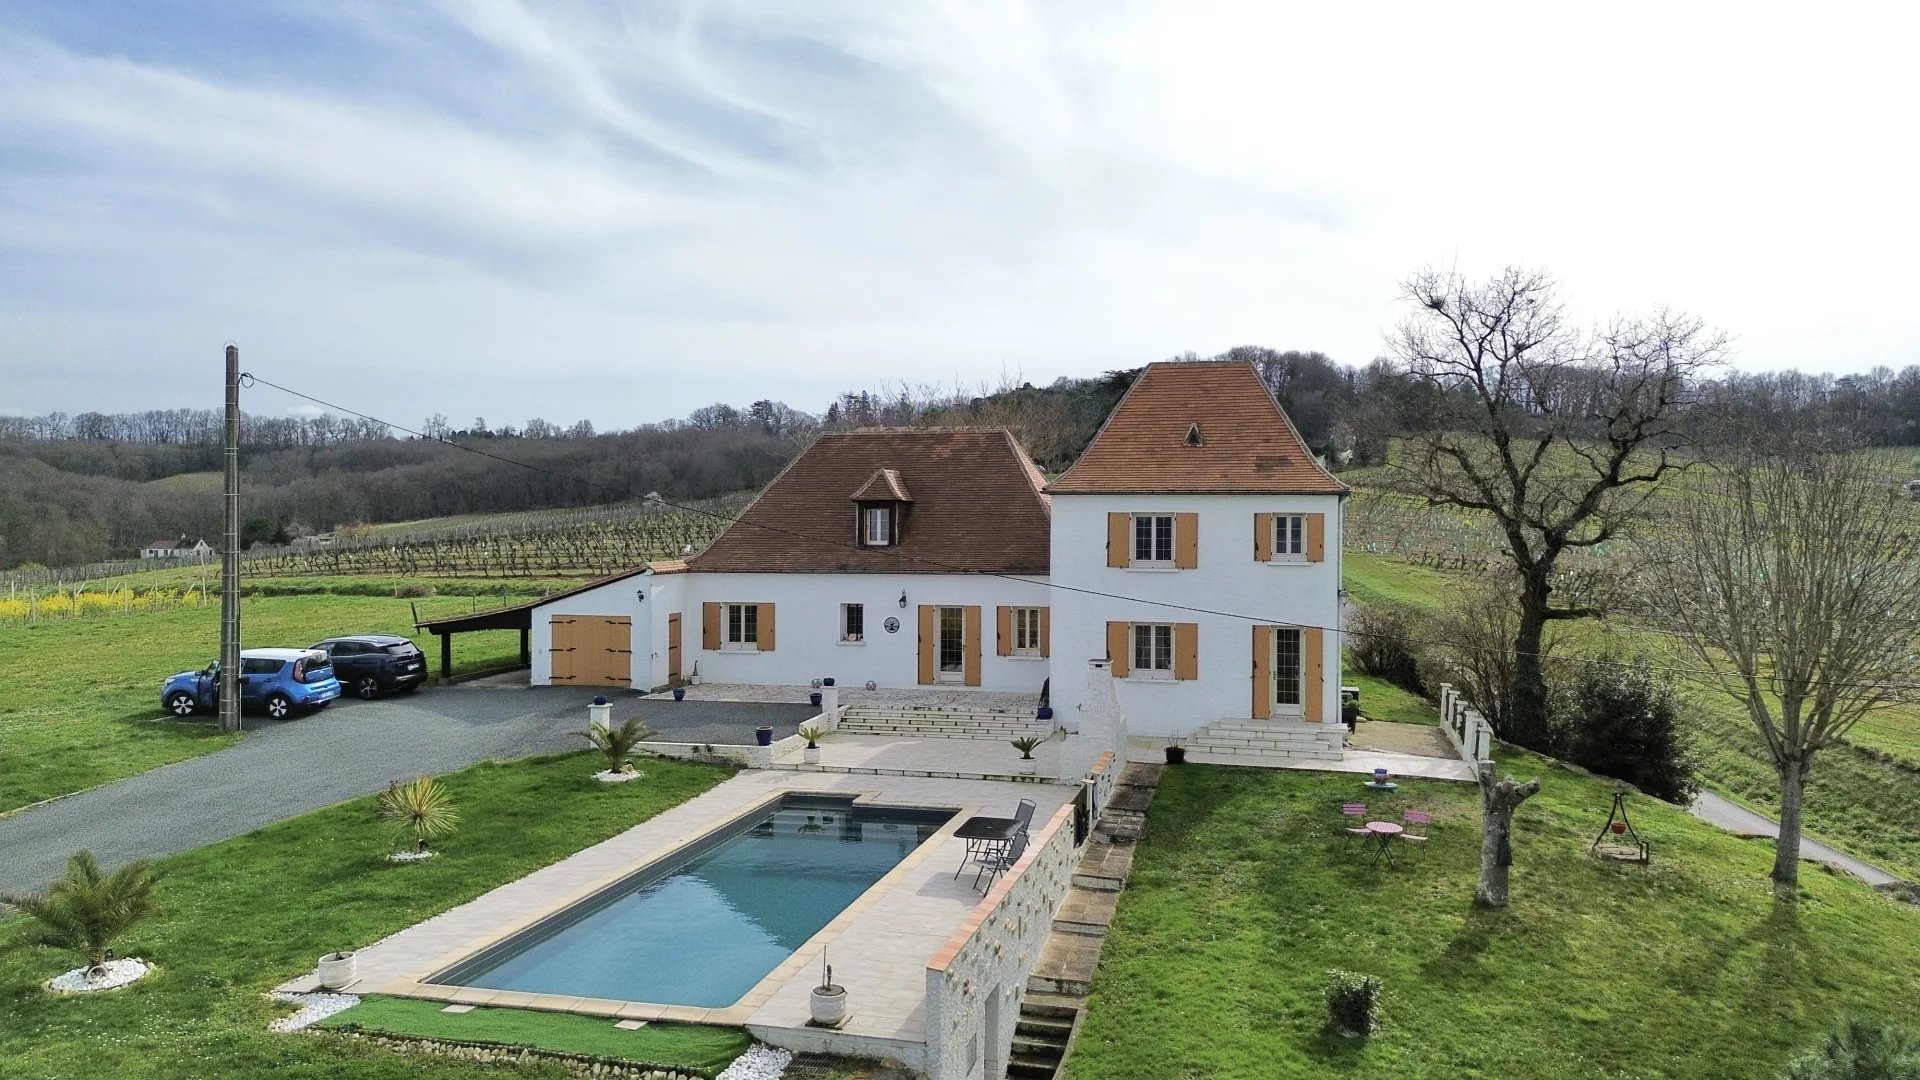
[1274,627,1303,709]
[864,506,891,546]
[1132,623,1174,676]
[841,603,865,642]
[1132,514,1175,565]
[1013,607,1043,655]
[725,603,759,649]
[1272,514,1306,560]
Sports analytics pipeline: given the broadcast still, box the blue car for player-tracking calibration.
[161,648,342,720]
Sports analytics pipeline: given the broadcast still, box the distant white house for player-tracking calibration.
[140,535,213,560]
[495,359,1350,777]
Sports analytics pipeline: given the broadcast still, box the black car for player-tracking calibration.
[309,635,429,699]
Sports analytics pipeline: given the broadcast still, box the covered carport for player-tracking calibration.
[414,601,534,683]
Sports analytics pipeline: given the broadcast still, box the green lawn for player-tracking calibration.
[0,592,553,814]
[1345,672,1436,727]
[0,751,736,1079]
[320,997,748,1074]
[1342,552,1452,612]
[1066,758,1920,1080]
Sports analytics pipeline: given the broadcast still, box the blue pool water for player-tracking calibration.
[436,796,951,1008]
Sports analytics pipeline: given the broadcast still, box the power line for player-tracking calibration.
[239,372,1920,698]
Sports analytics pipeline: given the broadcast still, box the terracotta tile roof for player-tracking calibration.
[1046,360,1348,495]
[688,429,1051,574]
[849,467,913,503]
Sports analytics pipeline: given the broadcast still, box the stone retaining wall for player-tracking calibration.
[326,1030,707,1079]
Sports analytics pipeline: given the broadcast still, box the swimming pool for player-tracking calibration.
[432,795,953,1008]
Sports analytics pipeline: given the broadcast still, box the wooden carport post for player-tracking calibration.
[439,631,452,684]
[519,626,530,667]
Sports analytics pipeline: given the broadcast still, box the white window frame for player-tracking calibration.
[724,603,759,652]
[1131,514,1175,567]
[864,506,892,546]
[840,602,865,644]
[1012,607,1043,657]
[1131,623,1175,680]
[1270,514,1307,563]
[1273,627,1304,715]
[937,605,966,683]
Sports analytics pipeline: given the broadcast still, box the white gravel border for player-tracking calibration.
[386,850,437,863]
[269,990,361,1032]
[593,768,645,783]
[46,958,151,993]
[715,1045,792,1080]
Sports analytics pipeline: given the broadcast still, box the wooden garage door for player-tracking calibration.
[549,615,632,687]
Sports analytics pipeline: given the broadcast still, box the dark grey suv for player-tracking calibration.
[309,635,429,699]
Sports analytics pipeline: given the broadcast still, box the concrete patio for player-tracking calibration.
[640,682,1036,714]
[768,732,1072,784]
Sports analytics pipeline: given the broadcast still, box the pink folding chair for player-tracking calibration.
[1341,803,1372,845]
[1400,809,1431,846]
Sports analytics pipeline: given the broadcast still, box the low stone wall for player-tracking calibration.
[638,707,835,768]
[923,803,1079,1080]
[1083,751,1117,824]
[325,1030,706,1079]
[1437,683,1494,769]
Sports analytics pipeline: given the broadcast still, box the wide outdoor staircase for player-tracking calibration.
[1183,719,1344,766]
[1008,995,1078,1079]
[835,705,1048,741]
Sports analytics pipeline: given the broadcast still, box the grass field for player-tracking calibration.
[1341,551,1920,881]
[319,997,749,1074]
[1064,758,1920,1080]
[0,591,563,814]
[0,752,736,1079]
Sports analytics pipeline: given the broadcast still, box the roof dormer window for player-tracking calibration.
[863,505,893,547]
[1185,423,1204,447]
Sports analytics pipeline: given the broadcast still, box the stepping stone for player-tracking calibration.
[440,1004,474,1014]
[614,1019,648,1030]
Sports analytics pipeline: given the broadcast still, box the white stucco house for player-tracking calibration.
[140,535,213,559]
[513,359,1348,770]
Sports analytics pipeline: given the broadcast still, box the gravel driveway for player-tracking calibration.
[0,686,819,896]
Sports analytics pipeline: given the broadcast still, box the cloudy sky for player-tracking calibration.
[2,1,1915,429]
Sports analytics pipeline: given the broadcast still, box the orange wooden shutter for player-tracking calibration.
[1254,512,1273,561]
[917,605,937,685]
[1251,625,1272,719]
[1039,607,1050,658]
[1107,513,1130,568]
[1106,621,1130,678]
[996,606,1013,657]
[757,603,775,651]
[1306,513,1326,563]
[1304,627,1325,721]
[963,606,983,686]
[1175,512,1199,568]
[702,602,720,650]
[1173,622,1199,680]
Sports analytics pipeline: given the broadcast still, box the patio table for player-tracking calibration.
[953,815,1022,879]
[1365,820,1404,864]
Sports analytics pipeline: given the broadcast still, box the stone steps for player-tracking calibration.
[836,706,1048,741]
[1183,719,1345,763]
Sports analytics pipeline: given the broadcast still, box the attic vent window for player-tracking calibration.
[1184,423,1204,447]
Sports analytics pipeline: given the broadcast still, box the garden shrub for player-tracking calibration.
[1324,970,1382,1037]
[1783,1017,1920,1080]
[1560,659,1699,803]
[1347,603,1425,698]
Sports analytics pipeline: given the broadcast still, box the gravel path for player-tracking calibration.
[1688,790,1900,887]
[0,687,818,895]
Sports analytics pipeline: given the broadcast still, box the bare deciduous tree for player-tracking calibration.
[1385,266,1727,749]
[1641,440,1920,898]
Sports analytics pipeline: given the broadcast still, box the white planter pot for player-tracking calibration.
[810,984,847,1026]
[1018,760,1036,776]
[316,951,356,990]
[588,702,612,728]
[688,674,701,685]
[803,746,822,765]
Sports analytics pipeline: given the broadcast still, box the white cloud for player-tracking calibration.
[0,1,1916,428]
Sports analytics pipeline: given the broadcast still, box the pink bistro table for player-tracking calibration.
[1365,820,1404,864]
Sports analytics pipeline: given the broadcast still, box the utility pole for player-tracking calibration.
[219,344,243,733]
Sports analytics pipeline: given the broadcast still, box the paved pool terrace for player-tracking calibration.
[282,769,1076,1065]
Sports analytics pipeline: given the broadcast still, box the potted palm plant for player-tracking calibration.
[799,723,826,765]
[579,716,652,781]
[1011,735,1043,775]
[376,777,458,861]
[0,850,161,992]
